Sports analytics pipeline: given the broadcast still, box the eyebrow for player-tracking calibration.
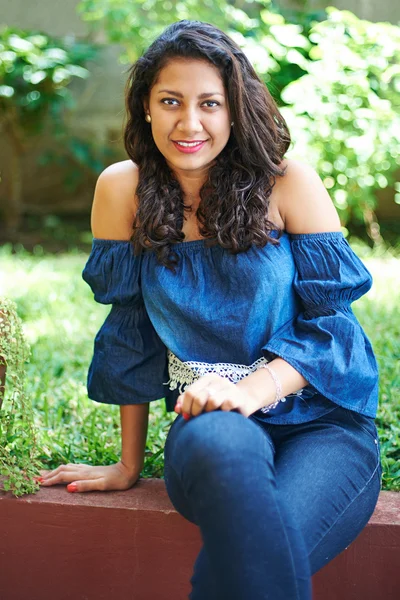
[156,89,224,99]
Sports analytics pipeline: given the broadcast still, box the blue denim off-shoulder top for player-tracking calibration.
[81,230,379,425]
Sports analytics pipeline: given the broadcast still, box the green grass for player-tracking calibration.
[0,243,173,479]
[0,239,399,489]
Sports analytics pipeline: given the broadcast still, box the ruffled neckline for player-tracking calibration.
[91,230,344,252]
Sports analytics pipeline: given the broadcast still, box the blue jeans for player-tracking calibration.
[163,405,382,600]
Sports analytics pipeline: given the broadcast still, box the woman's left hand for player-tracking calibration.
[174,374,259,420]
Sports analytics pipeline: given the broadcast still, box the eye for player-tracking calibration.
[202,100,220,108]
[161,98,179,106]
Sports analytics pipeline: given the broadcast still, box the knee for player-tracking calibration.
[166,411,273,477]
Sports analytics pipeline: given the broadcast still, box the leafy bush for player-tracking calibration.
[76,1,400,239]
[0,28,105,232]
[279,8,400,240]
[78,0,233,62]
[0,28,95,133]
[0,298,42,497]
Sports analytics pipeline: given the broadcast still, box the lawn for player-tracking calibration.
[0,239,399,489]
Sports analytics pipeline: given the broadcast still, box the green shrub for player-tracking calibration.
[0,297,42,497]
[0,27,106,232]
[280,8,400,240]
[76,2,400,239]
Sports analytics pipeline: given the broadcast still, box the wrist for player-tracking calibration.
[236,373,277,412]
[119,459,142,480]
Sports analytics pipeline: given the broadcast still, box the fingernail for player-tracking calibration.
[35,477,44,483]
[182,412,191,421]
[67,483,78,493]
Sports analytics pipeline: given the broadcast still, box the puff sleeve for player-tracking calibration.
[82,239,177,409]
[262,232,379,417]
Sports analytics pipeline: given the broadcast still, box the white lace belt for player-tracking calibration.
[163,350,302,414]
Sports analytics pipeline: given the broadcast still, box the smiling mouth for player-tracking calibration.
[173,140,208,147]
[171,139,209,155]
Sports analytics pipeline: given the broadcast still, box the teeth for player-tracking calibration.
[176,141,204,147]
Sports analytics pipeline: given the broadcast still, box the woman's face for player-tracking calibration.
[145,58,231,178]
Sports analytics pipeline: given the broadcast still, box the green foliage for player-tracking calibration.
[280,8,400,237]
[77,0,235,62]
[0,246,175,485]
[234,8,400,235]
[0,27,111,232]
[0,298,42,497]
[76,1,400,238]
[350,248,400,489]
[0,27,96,135]
[0,242,399,492]
[0,27,115,181]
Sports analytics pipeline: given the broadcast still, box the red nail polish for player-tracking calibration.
[35,477,44,483]
[67,483,78,493]
[183,412,191,421]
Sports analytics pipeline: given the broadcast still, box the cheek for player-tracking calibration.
[212,122,231,145]
[152,124,170,147]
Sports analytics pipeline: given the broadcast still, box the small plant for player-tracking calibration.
[0,297,42,497]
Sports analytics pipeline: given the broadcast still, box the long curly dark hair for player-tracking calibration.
[124,20,291,272]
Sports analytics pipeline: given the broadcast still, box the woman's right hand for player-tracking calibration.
[37,461,141,493]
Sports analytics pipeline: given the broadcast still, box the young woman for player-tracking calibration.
[40,20,382,599]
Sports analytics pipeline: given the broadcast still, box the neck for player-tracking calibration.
[169,164,209,206]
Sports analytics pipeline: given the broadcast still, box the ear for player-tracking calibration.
[143,97,149,113]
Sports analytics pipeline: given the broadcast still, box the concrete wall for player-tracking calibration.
[0,0,399,220]
[1,484,400,600]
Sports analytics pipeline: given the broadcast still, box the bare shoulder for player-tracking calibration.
[274,158,341,234]
[91,160,139,240]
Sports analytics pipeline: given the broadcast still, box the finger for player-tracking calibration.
[40,475,73,487]
[184,374,222,394]
[41,463,91,482]
[203,393,223,412]
[40,463,76,481]
[179,376,226,417]
[183,387,212,417]
[39,468,55,478]
[180,375,222,405]
[40,467,91,487]
[67,478,105,493]
[178,390,193,416]
[202,383,228,412]
[220,397,239,412]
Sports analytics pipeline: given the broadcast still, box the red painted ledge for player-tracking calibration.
[0,482,399,600]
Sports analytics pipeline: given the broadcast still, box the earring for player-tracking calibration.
[145,113,152,123]
[231,121,234,126]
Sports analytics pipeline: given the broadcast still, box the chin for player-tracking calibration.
[170,154,214,170]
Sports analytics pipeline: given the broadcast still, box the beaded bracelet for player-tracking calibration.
[259,363,284,414]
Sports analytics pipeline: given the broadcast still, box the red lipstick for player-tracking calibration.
[172,140,208,154]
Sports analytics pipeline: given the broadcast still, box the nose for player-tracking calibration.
[176,107,203,135]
